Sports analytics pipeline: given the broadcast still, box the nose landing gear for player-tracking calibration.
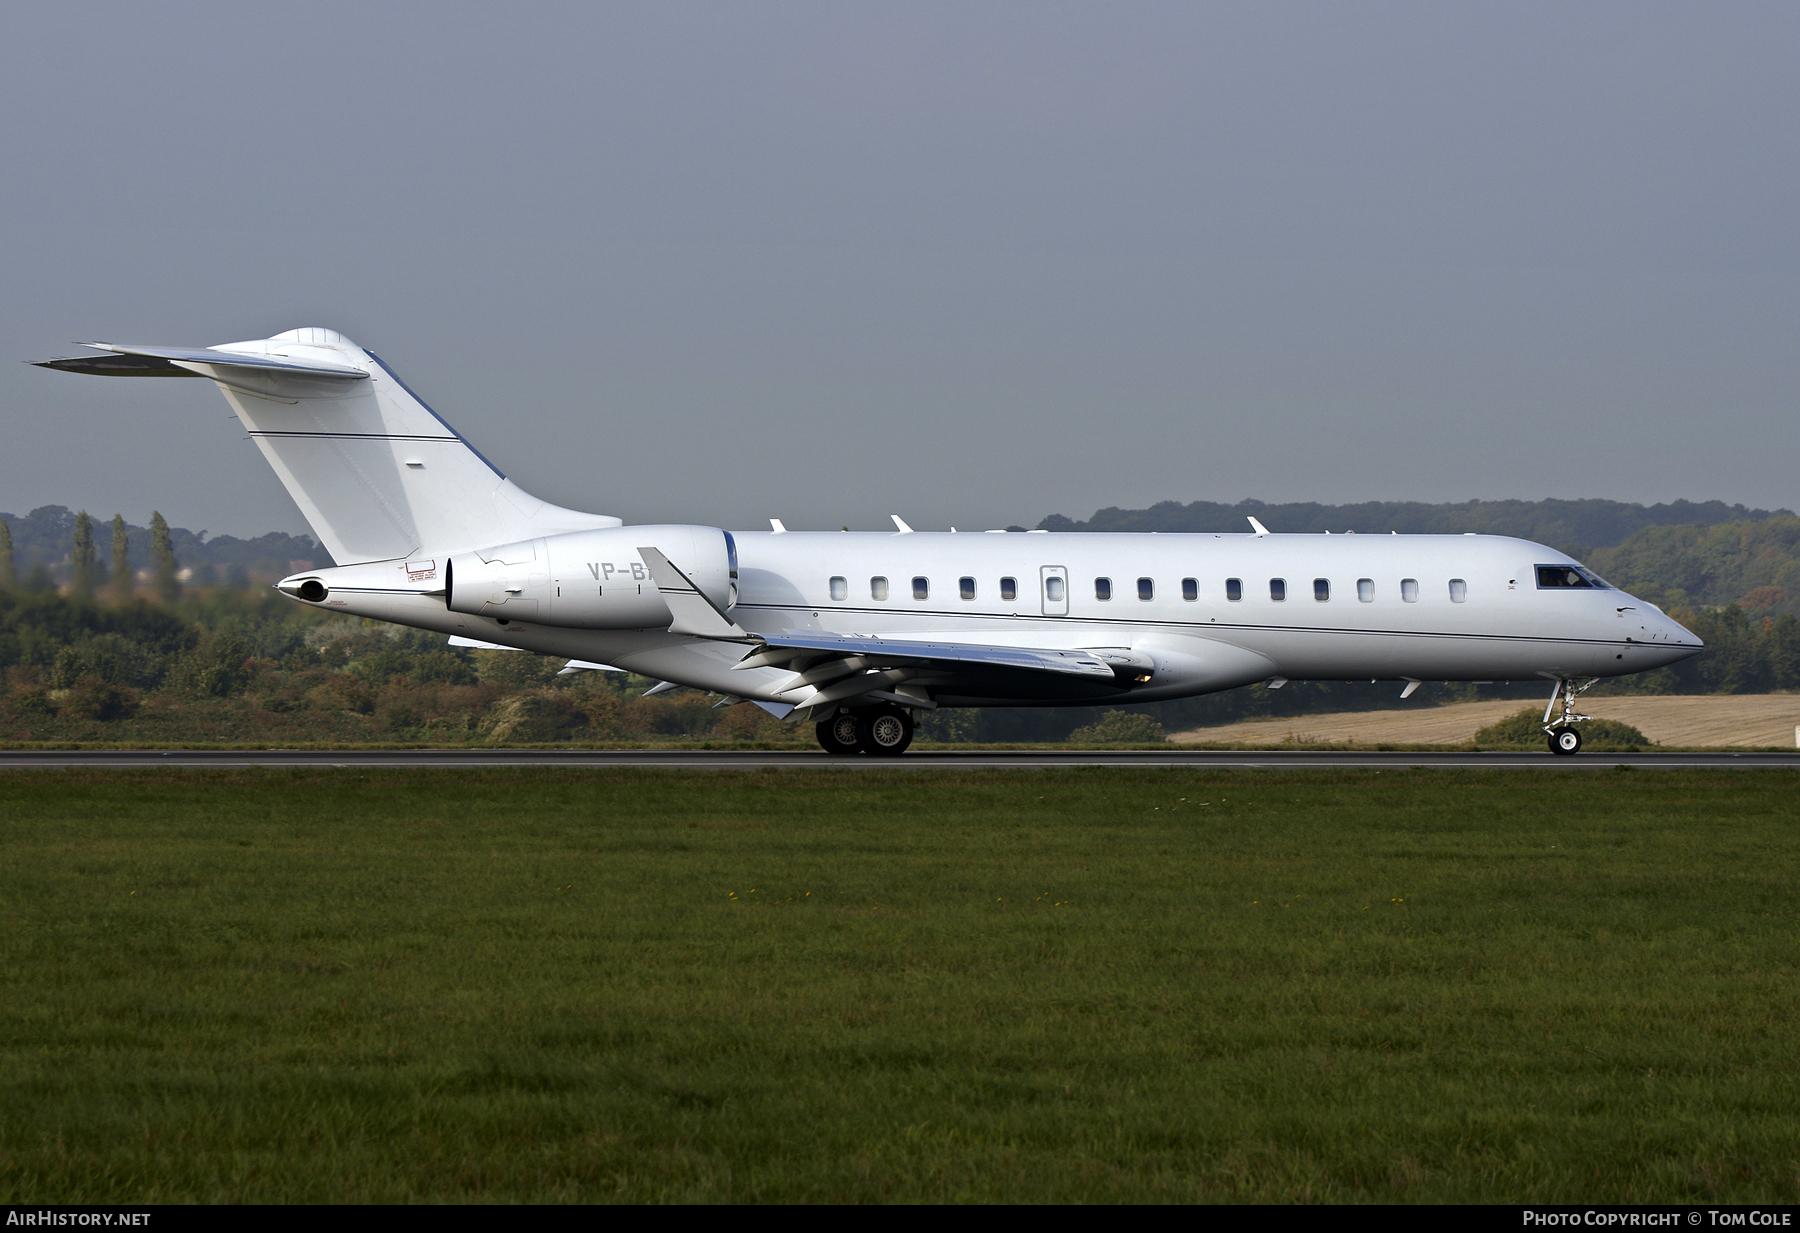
[814,703,916,756]
[1543,677,1598,755]
[1548,726,1583,755]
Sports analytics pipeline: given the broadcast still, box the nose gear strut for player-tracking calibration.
[1542,676,1599,755]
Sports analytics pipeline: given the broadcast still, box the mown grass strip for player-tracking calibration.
[2,767,1796,1202]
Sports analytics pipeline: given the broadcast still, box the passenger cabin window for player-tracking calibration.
[1401,578,1419,603]
[871,576,889,601]
[1182,578,1198,601]
[959,576,976,600]
[829,576,847,601]
[1449,579,1468,603]
[1270,578,1287,602]
[1095,577,1112,601]
[1226,578,1243,602]
[1045,576,1066,602]
[912,576,929,600]
[1000,576,1017,601]
[1313,578,1330,602]
[1357,578,1374,602]
[1536,565,1608,589]
[1138,577,1154,601]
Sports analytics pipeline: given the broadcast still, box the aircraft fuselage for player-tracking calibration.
[297,528,1701,707]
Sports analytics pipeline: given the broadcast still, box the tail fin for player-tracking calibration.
[36,327,619,565]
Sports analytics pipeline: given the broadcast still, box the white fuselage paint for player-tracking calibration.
[302,529,1702,708]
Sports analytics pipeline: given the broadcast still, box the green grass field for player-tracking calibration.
[2,767,1797,1203]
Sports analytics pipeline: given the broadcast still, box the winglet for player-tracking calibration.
[636,546,754,640]
[1247,516,1270,536]
[769,518,787,533]
[891,514,914,533]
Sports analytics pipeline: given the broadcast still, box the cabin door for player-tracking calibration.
[1040,565,1069,617]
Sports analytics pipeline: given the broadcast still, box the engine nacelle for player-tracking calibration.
[446,525,737,629]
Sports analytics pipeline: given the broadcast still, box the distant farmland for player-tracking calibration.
[1169,694,1800,749]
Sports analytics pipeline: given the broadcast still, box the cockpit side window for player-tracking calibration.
[1536,565,1609,589]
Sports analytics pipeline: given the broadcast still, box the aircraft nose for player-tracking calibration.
[1623,604,1702,664]
[1674,616,1704,650]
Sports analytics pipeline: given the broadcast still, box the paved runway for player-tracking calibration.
[3,749,1797,769]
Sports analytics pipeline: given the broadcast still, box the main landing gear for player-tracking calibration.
[1543,677,1598,756]
[814,703,916,756]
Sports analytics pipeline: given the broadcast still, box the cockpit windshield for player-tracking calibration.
[1535,564,1611,590]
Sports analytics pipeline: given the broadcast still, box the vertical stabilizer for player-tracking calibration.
[37,327,620,564]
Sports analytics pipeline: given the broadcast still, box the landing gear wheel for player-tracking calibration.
[1548,726,1583,755]
[857,704,914,756]
[816,711,863,755]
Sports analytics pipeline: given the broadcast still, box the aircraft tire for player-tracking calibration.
[1548,726,1582,755]
[857,704,914,756]
[816,712,863,755]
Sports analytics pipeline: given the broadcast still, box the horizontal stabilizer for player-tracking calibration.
[37,352,208,377]
[449,635,520,651]
[558,659,625,675]
[37,342,369,381]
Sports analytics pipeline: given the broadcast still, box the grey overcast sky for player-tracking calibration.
[4,1,1796,537]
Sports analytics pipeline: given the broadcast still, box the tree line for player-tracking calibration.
[0,584,793,746]
[1040,496,1793,559]
[0,505,327,592]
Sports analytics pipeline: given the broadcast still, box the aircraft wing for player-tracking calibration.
[733,631,1126,715]
[740,633,1116,678]
[635,546,1130,711]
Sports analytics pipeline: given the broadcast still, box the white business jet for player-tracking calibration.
[37,327,1702,756]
